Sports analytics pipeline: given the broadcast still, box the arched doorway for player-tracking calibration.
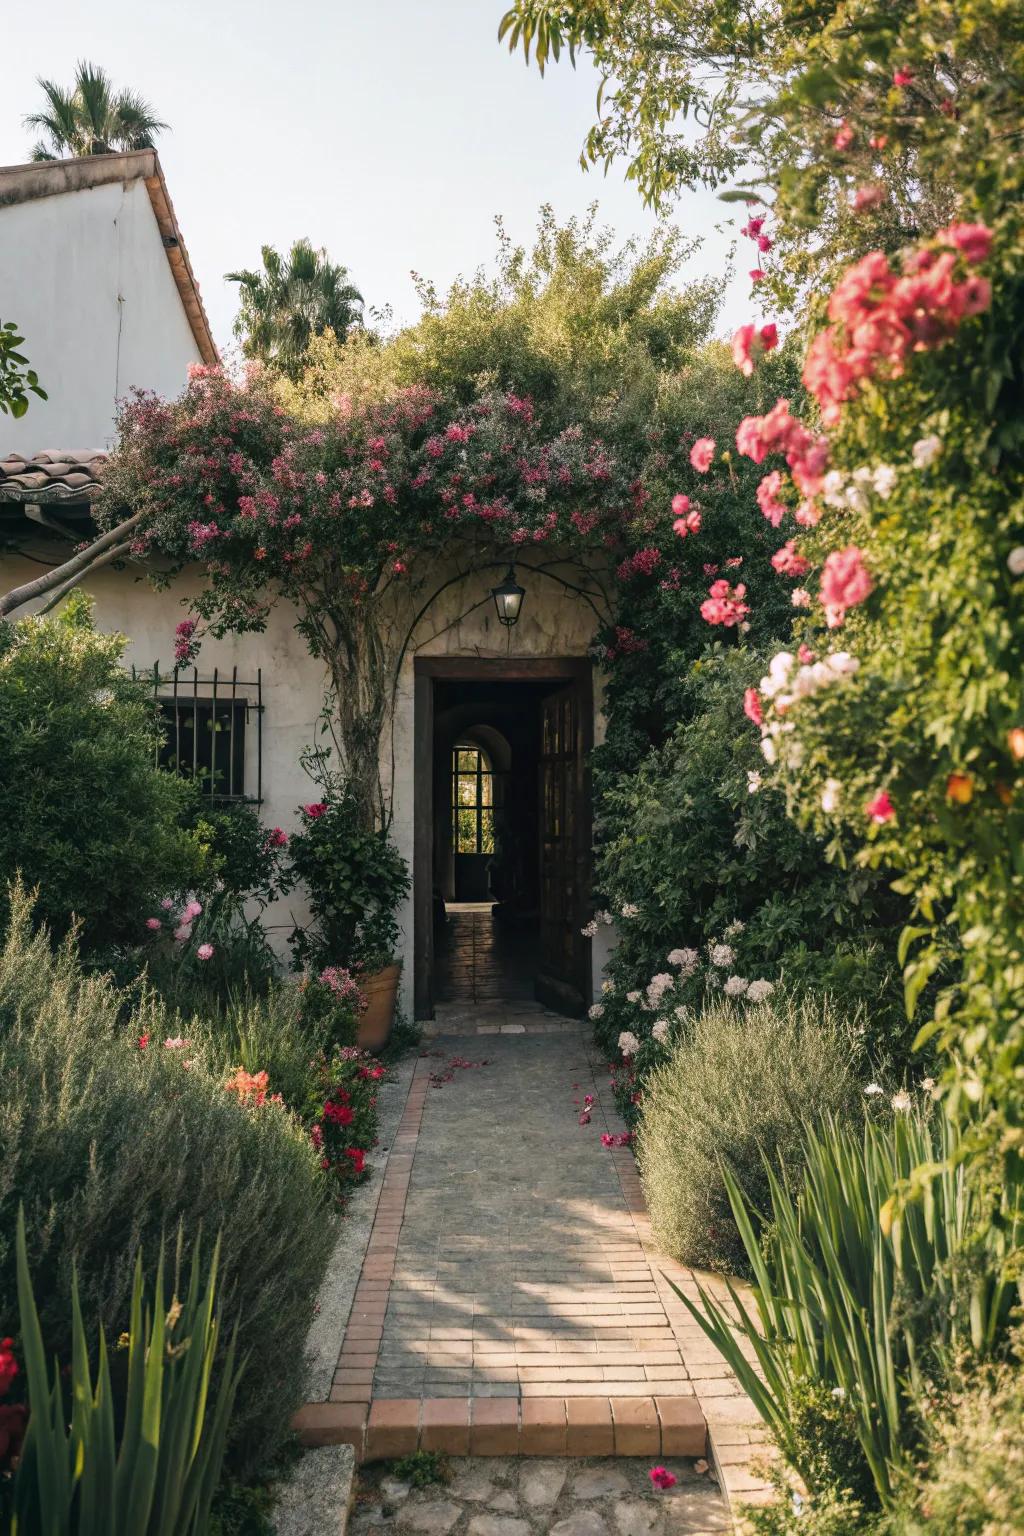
[414,657,594,1018]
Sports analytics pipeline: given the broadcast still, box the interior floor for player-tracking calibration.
[434,902,540,1004]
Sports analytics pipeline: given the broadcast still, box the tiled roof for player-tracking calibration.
[0,450,108,502]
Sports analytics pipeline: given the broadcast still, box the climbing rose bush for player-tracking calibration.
[737,214,1024,1165]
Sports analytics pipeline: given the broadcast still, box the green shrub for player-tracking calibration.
[188,984,328,1116]
[636,993,862,1275]
[287,776,409,975]
[593,648,908,1070]
[0,886,336,1476]
[0,596,208,946]
[682,1113,1024,1509]
[903,1334,1024,1534]
[9,1212,240,1536]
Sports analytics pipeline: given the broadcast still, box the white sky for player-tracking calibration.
[2,0,754,353]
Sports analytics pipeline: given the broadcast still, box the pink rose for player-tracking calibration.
[820,546,873,627]
[689,438,715,473]
[196,943,215,961]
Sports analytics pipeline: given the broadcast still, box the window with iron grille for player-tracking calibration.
[135,666,264,803]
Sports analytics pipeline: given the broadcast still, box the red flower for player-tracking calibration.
[866,790,895,824]
[892,67,914,86]
[0,1338,19,1397]
[743,689,763,727]
[649,1466,678,1490]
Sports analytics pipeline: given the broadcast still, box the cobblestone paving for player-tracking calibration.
[352,1456,732,1536]
[374,1030,692,1403]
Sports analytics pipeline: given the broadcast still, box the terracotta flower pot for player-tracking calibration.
[357,960,402,1053]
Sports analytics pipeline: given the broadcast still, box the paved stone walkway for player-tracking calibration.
[353,1456,732,1536]
[296,1010,773,1524]
[376,1030,691,1401]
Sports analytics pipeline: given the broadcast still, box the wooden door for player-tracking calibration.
[536,680,589,1014]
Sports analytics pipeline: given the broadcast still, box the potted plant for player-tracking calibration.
[288,781,410,1051]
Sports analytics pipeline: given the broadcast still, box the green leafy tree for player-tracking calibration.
[498,1,1024,296]
[0,320,46,419]
[282,206,718,431]
[24,59,167,159]
[227,240,364,379]
[0,593,208,945]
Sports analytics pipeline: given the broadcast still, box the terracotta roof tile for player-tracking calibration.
[0,450,108,502]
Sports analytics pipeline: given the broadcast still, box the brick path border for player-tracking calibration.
[294,1041,770,1515]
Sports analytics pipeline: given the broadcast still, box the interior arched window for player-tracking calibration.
[452,744,495,854]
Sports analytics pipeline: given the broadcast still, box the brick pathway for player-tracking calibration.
[295,1011,773,1523]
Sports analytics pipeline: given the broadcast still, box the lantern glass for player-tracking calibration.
[491,567,525,627]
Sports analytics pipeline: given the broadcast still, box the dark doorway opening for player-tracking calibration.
[413,659,593,1019]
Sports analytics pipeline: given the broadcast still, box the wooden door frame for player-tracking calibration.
[413,656,594,1020]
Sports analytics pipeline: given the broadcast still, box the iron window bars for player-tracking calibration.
[133,664,264,804]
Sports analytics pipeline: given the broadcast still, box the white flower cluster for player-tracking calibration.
[645,972,675,1009]
[745,979,775,1004]
[709,943,735,969]
[724,919,745,940]
[912,434,943,469]
[618,1030,640,1057]
[626,989,642,1005]
[667,946,699,975]
[588,1003,604,1020]
[651,1019,670,1043]
[581,919,598,938]
[724,974,748,998]
[747,770,763,794]
[620,903,640,919]
[822,461,898,514]
[760,649,860,713]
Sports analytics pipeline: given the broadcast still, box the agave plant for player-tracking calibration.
[677,1112,1023,1506]
[10,1209,242,1534]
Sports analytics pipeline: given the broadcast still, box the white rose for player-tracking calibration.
[912,434,942,469]
[761,735,777,765]
[822,470,847,509]
[821,778,842,814]
[872,464,897,498]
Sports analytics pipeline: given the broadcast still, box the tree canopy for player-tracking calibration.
[24,59,167,160]
[227,240,364,380]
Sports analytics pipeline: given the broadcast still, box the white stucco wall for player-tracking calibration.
[0,552,609,1016]
[0,178,201,454]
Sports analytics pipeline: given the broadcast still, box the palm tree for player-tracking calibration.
[227,240,364,377]
[25,61,167,160]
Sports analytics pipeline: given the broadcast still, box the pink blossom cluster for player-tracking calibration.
[700,579,749,627]
[820,546,873,627]
[173,617,199,666]
[732,322,778,377]
[771,540,811,578]
[671,493,702,537]
[736,399,830,516]
[803,225,993,424]
[741,210,773,283]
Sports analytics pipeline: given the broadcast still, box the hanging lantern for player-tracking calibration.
[491,565,526,627]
